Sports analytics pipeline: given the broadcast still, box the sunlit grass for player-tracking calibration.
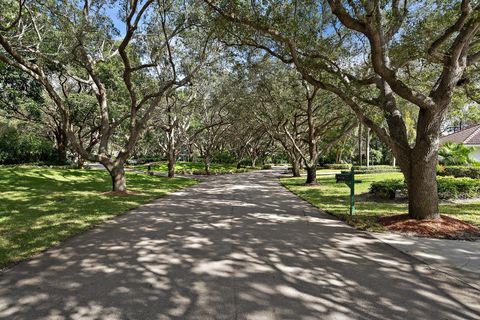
[0,166,198,268]
[281,172,480,231]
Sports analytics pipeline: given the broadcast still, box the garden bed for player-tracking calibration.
[281,171,480,232]
[378,214,480,240]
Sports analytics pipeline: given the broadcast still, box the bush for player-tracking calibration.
[369,179,406,199]
[437,176,480,199]
[262,164,272,169]
[324,163,351,170]
[370,176,480,199]
[437,166,480,179]
[0,126,56,164]
[136,155,164,164]
[439,142,474,165]
[353,165,401,174]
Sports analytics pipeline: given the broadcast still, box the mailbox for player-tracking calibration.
[335,167,361,216]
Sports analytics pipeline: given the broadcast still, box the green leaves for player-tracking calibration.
[439,142,475,166]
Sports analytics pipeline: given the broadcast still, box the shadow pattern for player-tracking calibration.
[0,169,479,319]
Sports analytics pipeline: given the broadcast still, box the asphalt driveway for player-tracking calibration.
[0,169,479,319]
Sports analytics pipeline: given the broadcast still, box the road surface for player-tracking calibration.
[0,169,478,319]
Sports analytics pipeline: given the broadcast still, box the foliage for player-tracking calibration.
[369,179,406,199]
[437,166,480,179]
[262,164,272,170]
[353,165,401,174]
[0,123,56,164]
[0,167,198,268]
[281,172,480,231]
[133,161,259,175]
[437,176,480,200]
[324,163,352,170]
[371,177,480,200]
[439,142,476,166]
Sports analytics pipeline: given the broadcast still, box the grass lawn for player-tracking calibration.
[281,172,480,231]
[0,166,198,269]
[132,161,259,174]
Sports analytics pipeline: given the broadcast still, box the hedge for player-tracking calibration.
[437,176,480,199]
[324,163,351,169]
[369,179,406,199]
[323,164,400,173]
[352,165,401,174]
[370,176,480,199]
[437,165,480,179]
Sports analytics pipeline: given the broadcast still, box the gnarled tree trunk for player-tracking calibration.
[76,155,85,169]
[167,147,176,178]
[400,109,442,220]
[204,154,211,175]
[305,166,317,185]
[54,128,68,165]
[291,160,301,177]
[104,162,127,192]
[406,153,439,220]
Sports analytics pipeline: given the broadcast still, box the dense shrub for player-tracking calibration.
[437,176,480,199]
[369,179,406,199]
[262,164,272,169]
[353,165,401,174]
[437,166,480,179]
[324,163,351,169]
[438,142,475,165]
[0,126,56,164]
[136,156,165,164]
[370,176,480,199]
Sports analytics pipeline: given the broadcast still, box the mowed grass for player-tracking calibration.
[133,161,258,174]
[0,166,198,268]
[281,172,480,231]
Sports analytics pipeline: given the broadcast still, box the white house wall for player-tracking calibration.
[469,145,480,162]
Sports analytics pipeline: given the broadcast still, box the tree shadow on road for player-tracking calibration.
[0,171,478,319]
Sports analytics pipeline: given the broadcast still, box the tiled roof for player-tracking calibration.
[440,124,480,145]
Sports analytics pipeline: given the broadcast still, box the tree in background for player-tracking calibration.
[0,0,210,191]
[204,0,480,219]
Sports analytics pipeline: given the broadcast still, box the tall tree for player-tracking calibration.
[204,0,480,219]
[0,0,209,191]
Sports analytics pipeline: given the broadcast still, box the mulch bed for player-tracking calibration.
[378,214,480,240]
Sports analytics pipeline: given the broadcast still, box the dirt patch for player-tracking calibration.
[378,214,480,240]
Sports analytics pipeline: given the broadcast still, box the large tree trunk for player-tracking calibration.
[166,123,176,178]
[403,109,442,220]
[366,127,370,167]
[392,108,442,220]
[405,153,439,220]
[291,160,301,177]
[76,155,86,169]
[167,148,176,178]
[251,156,257,168]
[204,154,211,175]
[358,123,363,166]
[57,143,68,164]
[105,162,127,192]
[335,150,342,163]
[305,166,317,185]
[54,128,68,165]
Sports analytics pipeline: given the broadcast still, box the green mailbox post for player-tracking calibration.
[335,167,361,216]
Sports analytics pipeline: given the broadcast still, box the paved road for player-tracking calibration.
[0,169,479,320]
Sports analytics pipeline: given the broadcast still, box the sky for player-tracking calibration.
[105,5,125,38]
